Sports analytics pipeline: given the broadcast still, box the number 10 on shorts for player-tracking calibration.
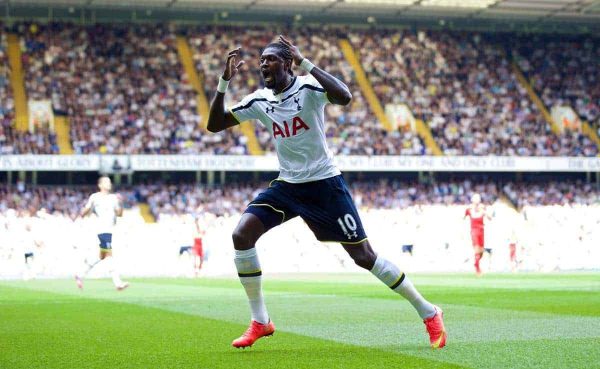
[337,214,358,240]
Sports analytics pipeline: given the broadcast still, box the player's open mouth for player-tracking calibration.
[262,70,273,83]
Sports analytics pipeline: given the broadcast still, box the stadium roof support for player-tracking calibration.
[2,0,599,34]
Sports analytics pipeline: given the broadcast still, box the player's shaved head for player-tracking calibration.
[98,176,112,192]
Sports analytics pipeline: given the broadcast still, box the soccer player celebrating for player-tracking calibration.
[464,193,493,276]
[75,176,129,291]
[207,36,447,349]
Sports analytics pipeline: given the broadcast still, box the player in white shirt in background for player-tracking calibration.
[75,176,129,291]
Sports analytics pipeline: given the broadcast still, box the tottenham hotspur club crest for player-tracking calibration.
[293,97,302,111]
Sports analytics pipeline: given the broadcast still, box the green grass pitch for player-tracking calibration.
[1,273,599,369]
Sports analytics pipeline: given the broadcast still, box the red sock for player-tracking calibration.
[474,253,482,274]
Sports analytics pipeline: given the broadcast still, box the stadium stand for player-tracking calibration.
[0,26,59,155]
[188,25,427,155]
[0,22,595,156]
[514,35,600,130]
[19,22,248,155]
[350,29,598,156]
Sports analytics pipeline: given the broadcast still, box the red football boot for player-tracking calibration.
[232,320,275,348]
[424,306,447,349]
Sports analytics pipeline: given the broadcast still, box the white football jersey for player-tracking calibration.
[85,192,120,234]
[229,74,341,183]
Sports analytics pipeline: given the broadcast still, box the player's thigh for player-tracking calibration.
[99,249,112,259]
[301,176,367,244]
[235,181,298,249]
[471,232,484,248]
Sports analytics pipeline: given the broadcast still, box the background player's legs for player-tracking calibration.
[23,252,35,280]
[472,231,484,275]
[473,246,484,275]
[342,240,436,319]
[77,249,127,289]
[194,254,203,275]
[474,250,483,275]
[77,249,106,280]
[102,252,126,288]
[232,213,269,324]
[509,243,518,272]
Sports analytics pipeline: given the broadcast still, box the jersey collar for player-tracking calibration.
[273,76,297,102]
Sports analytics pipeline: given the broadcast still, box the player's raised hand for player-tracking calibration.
[223,47,245,81]
[279,35,304,65]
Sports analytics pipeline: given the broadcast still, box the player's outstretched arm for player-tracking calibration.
[207,47,246,133]
[279,35,352,106]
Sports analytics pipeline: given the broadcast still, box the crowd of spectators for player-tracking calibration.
[142,183,258,220]
[0,27,58,154]
[0,119,59,154]
[3,179,597,220]
[1,23,597,156]
[503,181,599,208]
[0,184,89,218]
[19,22,247,155]
[351,30,598,156]
[188,25,426,155]
[0,183,138,219]
[515,36,600,130]
[349,179,499,209]
[0,28,12,127]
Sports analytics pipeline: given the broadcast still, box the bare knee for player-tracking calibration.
[352,252,376,270]
[232,228,254,250]
[232,213,266,251]
[343,241,377,270]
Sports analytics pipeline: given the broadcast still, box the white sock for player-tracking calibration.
[103,256,124,287]
[370,255,436,319]
[234,248,269,324]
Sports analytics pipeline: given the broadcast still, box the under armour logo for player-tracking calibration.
[347,232,358,240]
[266,106,275,113]
[293,97,302,111]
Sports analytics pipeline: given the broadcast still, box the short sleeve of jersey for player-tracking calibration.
[465,208,470,217]
[85,194,95,210]
[303,74,330,107]
[229,92,260,123]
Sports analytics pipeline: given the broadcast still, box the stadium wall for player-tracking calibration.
[1,155,600,173]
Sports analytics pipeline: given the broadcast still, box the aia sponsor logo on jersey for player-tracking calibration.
[272,116,310,139]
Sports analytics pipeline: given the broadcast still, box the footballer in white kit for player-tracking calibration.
[207,35,446,349]
[76,176,129,291]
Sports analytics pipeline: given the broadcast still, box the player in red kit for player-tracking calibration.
[508,230,519,272]
[192,218,205,276]
[464,193,492,276]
